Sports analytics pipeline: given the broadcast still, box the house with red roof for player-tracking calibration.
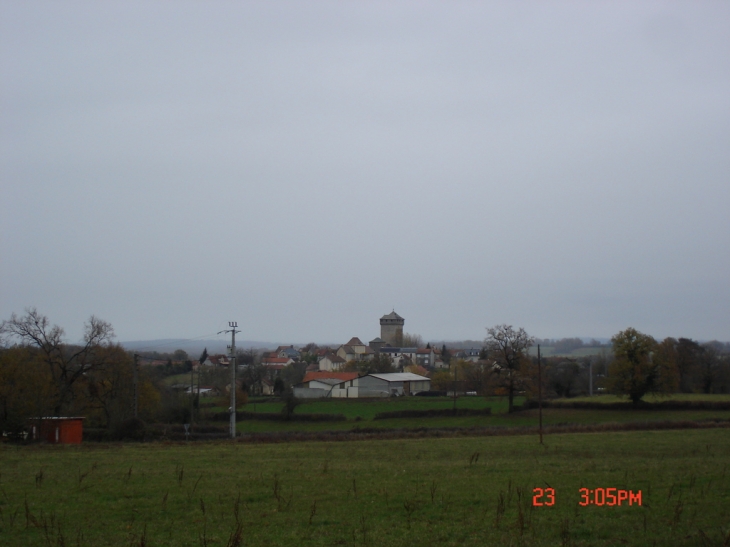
[301,371,359,384]
[262,356,294,369]
[293,371,360,399]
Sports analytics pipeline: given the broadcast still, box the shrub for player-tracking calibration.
[414,390,448,397]
[373,408,492,420]
[521,400,730,411]
[111,417,147,441]
[210,411,346,422]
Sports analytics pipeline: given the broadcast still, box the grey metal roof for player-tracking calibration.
[368,372,430,382]
[309,378,343,386]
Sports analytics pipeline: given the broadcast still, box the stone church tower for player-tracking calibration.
[380,310,404,347]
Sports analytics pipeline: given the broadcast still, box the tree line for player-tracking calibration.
[2,310,729,436]
[0,309,309,436]
[431,325,730,412]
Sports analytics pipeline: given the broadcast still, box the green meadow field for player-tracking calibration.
[554,394,730,404]
[228,395,730,433]
[1,429,729,546]
[2,395,730,546]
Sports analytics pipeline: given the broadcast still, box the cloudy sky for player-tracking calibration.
[1,1,729,346]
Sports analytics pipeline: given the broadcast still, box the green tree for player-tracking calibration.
[240,361,267,396]
[652,338,681,394]
[366,353,395,374]
[547,359,582,398]
[281,389,301,420]
[278,361,307,389]
[85,346,160,428]
[0,308,115,416]
[0,346,53,436]
[553,338,584,355]
[698,343,726,394]
[675,338,703,392]
[449,359,491,395]
[608,327,671,404]
[484,324,534,413]
[430,369,453,391]
[342,353,394,375]
[273,377,285,395]
[441,345,451,365]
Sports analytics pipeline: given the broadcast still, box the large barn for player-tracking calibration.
[330,372,430,398]
[293,372,360,399]
[294,372,431,399]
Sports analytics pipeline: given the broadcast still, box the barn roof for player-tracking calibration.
[368,372,430,382]
[302,371,359,383]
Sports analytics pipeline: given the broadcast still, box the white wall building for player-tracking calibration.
[331,372,430,398]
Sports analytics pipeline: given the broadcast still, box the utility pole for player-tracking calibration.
[219,322,240,439]
[133,354,139,419]
[538,345,543,445]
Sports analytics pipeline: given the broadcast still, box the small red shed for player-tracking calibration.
[30,417,85,444]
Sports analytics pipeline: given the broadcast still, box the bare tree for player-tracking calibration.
[240,358,267,396]
[402,333,423,348]
[0,308,115,416]
[484,324,534,413]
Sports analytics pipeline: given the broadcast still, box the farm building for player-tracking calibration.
[331,372,430,398]
[29,417,85,444]
[293,372,359,399]
[184,386,220,397]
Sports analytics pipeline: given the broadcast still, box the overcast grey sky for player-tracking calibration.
[1,1,729,346]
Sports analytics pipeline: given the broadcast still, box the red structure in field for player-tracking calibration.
[30,417,85,444]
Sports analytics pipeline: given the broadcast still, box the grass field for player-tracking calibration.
[162,373,193,387]
[1,428,729,546]
[220,396,730,434]
[230,408,730,434]
[554,394,730,404]
[242,395,512,419]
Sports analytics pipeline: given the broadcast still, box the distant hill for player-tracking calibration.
[119,338,279,355]
[428,340,485,350]
[527,346,611,358]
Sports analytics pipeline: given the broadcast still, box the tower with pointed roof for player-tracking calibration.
[380,310,404,347]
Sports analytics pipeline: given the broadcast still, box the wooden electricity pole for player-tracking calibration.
[219,322,240,439]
